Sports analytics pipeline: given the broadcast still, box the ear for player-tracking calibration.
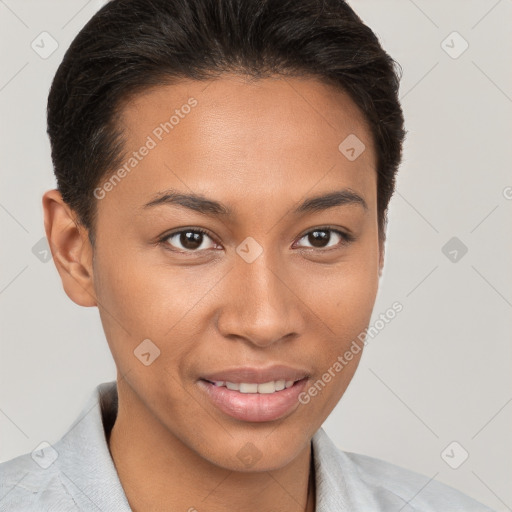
[42,189,97,307]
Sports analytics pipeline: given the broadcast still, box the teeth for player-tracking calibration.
[257,381,276,394]
[239,383,258,393]
[275,380,286,391]
[212,379,298,394]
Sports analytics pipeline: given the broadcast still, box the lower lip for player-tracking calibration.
[198,378,308,423]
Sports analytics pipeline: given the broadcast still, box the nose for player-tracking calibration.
[217,251,305,348]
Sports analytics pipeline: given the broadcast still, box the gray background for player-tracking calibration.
[1,1,510,510]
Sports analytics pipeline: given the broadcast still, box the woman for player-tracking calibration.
[0,0,494,510]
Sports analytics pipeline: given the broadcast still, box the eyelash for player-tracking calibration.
[157,226,355,254]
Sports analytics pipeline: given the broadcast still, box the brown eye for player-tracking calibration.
[162,229,217,252]
[295,228,353,250]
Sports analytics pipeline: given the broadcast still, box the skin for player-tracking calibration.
[43,74,384,512]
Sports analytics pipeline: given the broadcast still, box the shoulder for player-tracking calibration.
[0,449,80,511]
[312,428,495,511]
[0,381,129,512]
[341,449,494,511]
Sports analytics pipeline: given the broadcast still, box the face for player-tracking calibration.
[53,75,383,472]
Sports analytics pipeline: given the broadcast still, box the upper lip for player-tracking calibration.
[201,365,310,384]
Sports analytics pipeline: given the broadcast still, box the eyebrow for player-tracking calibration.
[142,188,368,217]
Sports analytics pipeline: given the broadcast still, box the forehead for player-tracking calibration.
[121,74,374,156]
[101,75,377,220]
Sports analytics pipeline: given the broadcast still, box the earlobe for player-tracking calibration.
[42,189,97,307]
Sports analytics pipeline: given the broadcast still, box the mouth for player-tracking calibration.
[197,376,309,423]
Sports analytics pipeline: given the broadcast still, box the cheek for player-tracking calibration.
[299,263,377,423]
[92,242,216,371]
[297,240,380,399]
[306,248,380,336]
[93,239,172,323]
[91,243,163,362]
[334,269,379,333]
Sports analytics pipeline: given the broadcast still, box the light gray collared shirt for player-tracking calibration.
[0,381,494,511]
